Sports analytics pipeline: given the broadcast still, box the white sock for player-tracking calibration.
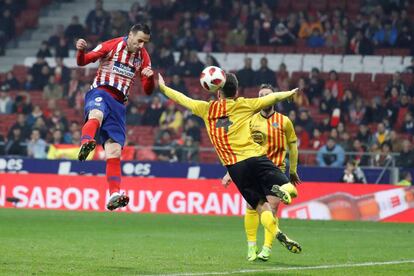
[248,241,256,247]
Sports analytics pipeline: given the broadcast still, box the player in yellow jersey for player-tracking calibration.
[158,73,299,246]
[222,84,302,262]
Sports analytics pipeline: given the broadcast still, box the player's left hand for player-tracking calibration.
[289,172,301,186]
[158,73,165,87]
[221,172,233,188]
[141,67,154,78]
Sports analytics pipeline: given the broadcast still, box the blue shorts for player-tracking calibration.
[84,88,126,147]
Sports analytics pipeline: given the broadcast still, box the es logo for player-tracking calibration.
[0,158,23,171]
[122,162,151,176]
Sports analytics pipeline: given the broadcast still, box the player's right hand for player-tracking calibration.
[76,39,88,51]
[221,172,233,188]
[289,172,301,186]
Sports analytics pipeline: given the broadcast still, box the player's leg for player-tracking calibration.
[104,139,129,211]
[78,109,102,161]
[244,204,259,261]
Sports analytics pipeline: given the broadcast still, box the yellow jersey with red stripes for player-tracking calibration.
[159,84,297,166]
[250,112,297,173]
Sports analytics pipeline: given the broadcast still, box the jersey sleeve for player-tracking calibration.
[139,48,154,95]
[284,117,298,174]
[244,90,297,112]
[76,40,113,66]
[159,84,209,117]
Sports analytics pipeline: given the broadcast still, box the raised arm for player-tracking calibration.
[76,39,109,66]
[158,73,208,118]
[139,48,154,95]
[246,88,299,112]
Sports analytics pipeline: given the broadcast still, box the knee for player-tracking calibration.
[105,143,122,159]
[88,109,103,124]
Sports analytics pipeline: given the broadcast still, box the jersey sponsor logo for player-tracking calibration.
[112,61,136,78]
[215,117,233,133]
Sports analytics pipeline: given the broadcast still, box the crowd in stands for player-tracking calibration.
[0,0,414,175]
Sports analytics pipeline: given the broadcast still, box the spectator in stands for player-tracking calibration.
[247,19,265,45]
[396,25,413,48]
[169,75,187,95]
[372,142,393,167]
[2,72,19,90]
[351,139,370,166]
[307,28,325,48]
[373,122,391,146]
[349,29,374,55]
[356,124,373,146]
[158,46,175,70]
[349,98,366,125]
[142,95,164,126]
[397,139,414,168]
[398,171,412,186]
[401,112,414,134]
[176,30,200,51]
[339,132,353,152]
[49,25,65,51]
[150,0,177,20]
[0,9,15,55]
[0,91,13,114]
[153,129,178,162]
[254,57,276,87]
[5,127,26,156]
[54,57,71,85]
[36,41,52,58]
[50,129,64,144]
[27,129,47,159]
[319,89,338,115]
[308,68,325,103]
[184,51,204,77]
[294,78,310,107]
[126,104,142,126]
[159,100,183,134]
[275,63,289,91]
[325,70,344,100]
[54,35,69,58]
[309,128,325,150]
[32,117,48,139]
[317,137,345,167]
[0,134,5,155]
[340,89,354,119]
[236,57,255,88]
[85,0,110,39]
[295,125,310,149]
[202,30,221,52]
[22,74,35,91]
[183,117,201,143]
[31,57,51,90]
[327,22,347,49]
[296,109,314,135]
[298,13,323,39]
[205,54,220,67]
[8,113,30,140]
[385,72,407,98]
[67,70,83,105]
[373,20,398,47]
[405,57,414,73]
[341,160,367,183]
[195,10,211,29]
[364,97,385,124]
[49,109,68,132]
[65,15,86,46]
[63,121,80,144]
[177,136,199,163]
[43,76,63,100]
[26,105,44,127]
[12,93,32,114]
[71,130,81,145]
[269,23,295,46]
[226,21,247,47]
[109,10,129,37]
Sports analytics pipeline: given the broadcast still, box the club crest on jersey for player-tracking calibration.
[133,57,142,67]
[272,122,279,128]
[95,97,103,102]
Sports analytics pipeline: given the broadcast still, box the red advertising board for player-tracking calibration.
[0,173,413,223]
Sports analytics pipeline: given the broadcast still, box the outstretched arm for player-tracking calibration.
[158,73,208,117]
[140,49,154,95]
[246,88,299,112]
[76,39,109,66]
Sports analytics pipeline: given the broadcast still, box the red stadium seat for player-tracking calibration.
[374,73,392,83]
[374,48,392,55]
[309,0,327,11]
[275,46,296,53]
[338,73,351,83]
[354,73,372,83]
[328,0,346,10]
[401,73,413,85]
[291,0,309,11]
[392,48,410,56]
[346,0,361,13]
[313,47,333,54]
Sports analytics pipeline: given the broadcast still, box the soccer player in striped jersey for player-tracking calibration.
[222,84,302,262]
[158,72,299,248]
[75,24,154,210]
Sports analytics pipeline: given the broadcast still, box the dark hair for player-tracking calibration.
[259,83,275,91]
[222,73,238,98]
[130,23,151,35]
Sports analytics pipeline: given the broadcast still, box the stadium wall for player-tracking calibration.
[0,173,413,223]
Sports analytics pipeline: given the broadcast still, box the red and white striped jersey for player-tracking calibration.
[76,36,154,97]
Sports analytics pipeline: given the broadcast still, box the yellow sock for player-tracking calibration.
[264,216,279,248]
[282,183,298,198]
[244,208,259,244]
[260,210,276,247]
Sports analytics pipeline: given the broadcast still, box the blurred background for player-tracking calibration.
[0,0,413,185]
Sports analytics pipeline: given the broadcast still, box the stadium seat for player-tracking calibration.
[322,55,342,72]
[342,55,363,73]
[328,0,346,9]
[291,0,309,11]
[362,56,383,74]
[354,73,373,83]
[247,53,267,70]
[402,56,412,69]
[392,48,410,56]
[374,48,392,56]
[266,54,284,71]
[309,0,327,11]
[382,56,403,73]
[283,54,303,73]
[373,73,393,83]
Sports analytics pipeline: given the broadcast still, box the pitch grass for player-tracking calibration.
[0,209,413,275]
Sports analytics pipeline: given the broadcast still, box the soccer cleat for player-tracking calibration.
[271,185,292,205]
[247,244,258,261]
[276,231,302,254]
[78,139,96,161]
[282,183,298,198]
[257,246,272,261]
[106,193,130,211]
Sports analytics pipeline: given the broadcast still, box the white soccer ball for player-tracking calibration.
[199,66,226,93]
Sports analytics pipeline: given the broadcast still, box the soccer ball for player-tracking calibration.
[199,66,226,92]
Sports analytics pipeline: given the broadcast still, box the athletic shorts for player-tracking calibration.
[84,87,126,146]
[226,156,290,209]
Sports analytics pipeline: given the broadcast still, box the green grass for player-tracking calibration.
[0,209,413,275]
